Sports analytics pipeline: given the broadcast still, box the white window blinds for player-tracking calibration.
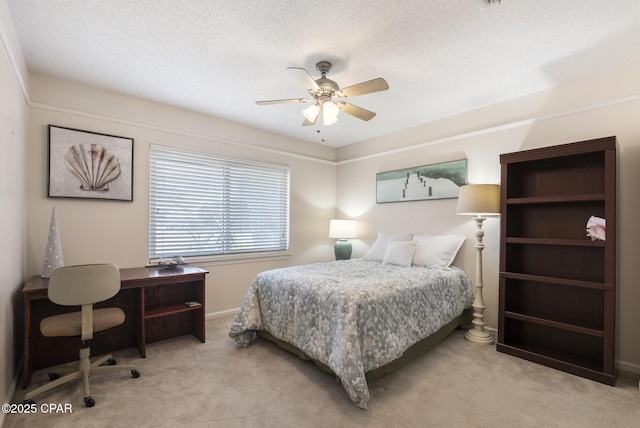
[149,146,290,259]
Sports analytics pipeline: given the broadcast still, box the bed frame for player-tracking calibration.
[258,308,472,382]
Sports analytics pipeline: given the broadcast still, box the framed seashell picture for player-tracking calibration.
[48,125,134,201]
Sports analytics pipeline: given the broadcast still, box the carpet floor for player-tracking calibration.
[6,315,640,428]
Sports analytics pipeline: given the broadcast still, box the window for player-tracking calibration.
[149,145,290,260]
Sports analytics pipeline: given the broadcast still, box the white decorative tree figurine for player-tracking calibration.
[41,207,64,278]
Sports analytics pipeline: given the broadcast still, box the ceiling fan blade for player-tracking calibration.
[255,98,311,105]
[338,78,389,98]
[336,102,377,121]
[287,67,321,91]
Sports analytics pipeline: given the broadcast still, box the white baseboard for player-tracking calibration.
[617,359,640,377]
[205,308,239,319]
[3,358,22,426]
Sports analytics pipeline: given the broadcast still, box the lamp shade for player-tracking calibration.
[303,103,320,122]
[456,184,500,215]
[329,219,357,239]
[322,102,339,126]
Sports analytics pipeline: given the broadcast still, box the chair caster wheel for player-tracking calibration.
[49,372,60,381]
[131,369,140,378]
[84,396,95,407]
[107,358,117,365]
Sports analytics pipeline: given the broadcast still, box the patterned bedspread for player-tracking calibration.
[228,258,474,409]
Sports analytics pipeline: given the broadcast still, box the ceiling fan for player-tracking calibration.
[255,61,389,126]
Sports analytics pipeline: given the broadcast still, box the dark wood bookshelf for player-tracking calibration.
[497,137,617,386]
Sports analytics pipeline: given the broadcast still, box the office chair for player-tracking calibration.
[23,264,140,407]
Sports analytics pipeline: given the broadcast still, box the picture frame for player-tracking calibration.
[376,159,467,203]
[48,125,134,201]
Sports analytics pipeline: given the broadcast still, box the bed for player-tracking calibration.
[229,234,474,409]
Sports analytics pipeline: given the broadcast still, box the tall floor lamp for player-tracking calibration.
[329,219,357,260]
[456,184,501,344]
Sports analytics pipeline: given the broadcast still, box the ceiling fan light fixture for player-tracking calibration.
[256,60,389,127]
[302,103,320,122]
[322,101,339,126]
[323,114,338,126]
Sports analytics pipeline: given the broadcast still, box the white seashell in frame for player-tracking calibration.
[63,143,121,192]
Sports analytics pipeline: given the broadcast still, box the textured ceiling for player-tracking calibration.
[7,0,640,147]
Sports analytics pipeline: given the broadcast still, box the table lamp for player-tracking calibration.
[456,184,500,344]
[329,219,357,260]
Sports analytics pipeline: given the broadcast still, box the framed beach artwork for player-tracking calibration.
[48,125,134,201]
[376,159,467,203]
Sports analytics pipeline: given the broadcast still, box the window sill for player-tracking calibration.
[148,251,292,267]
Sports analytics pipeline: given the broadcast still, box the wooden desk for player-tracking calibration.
[22,265,208,388]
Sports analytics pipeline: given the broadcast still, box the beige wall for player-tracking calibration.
[336,63,640,373]
[25,74,338,316]
[0,0,28,415]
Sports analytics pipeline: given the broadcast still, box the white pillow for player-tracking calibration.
[412,235,465,268]
[364,232,412,262]
[383,241,416,267]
